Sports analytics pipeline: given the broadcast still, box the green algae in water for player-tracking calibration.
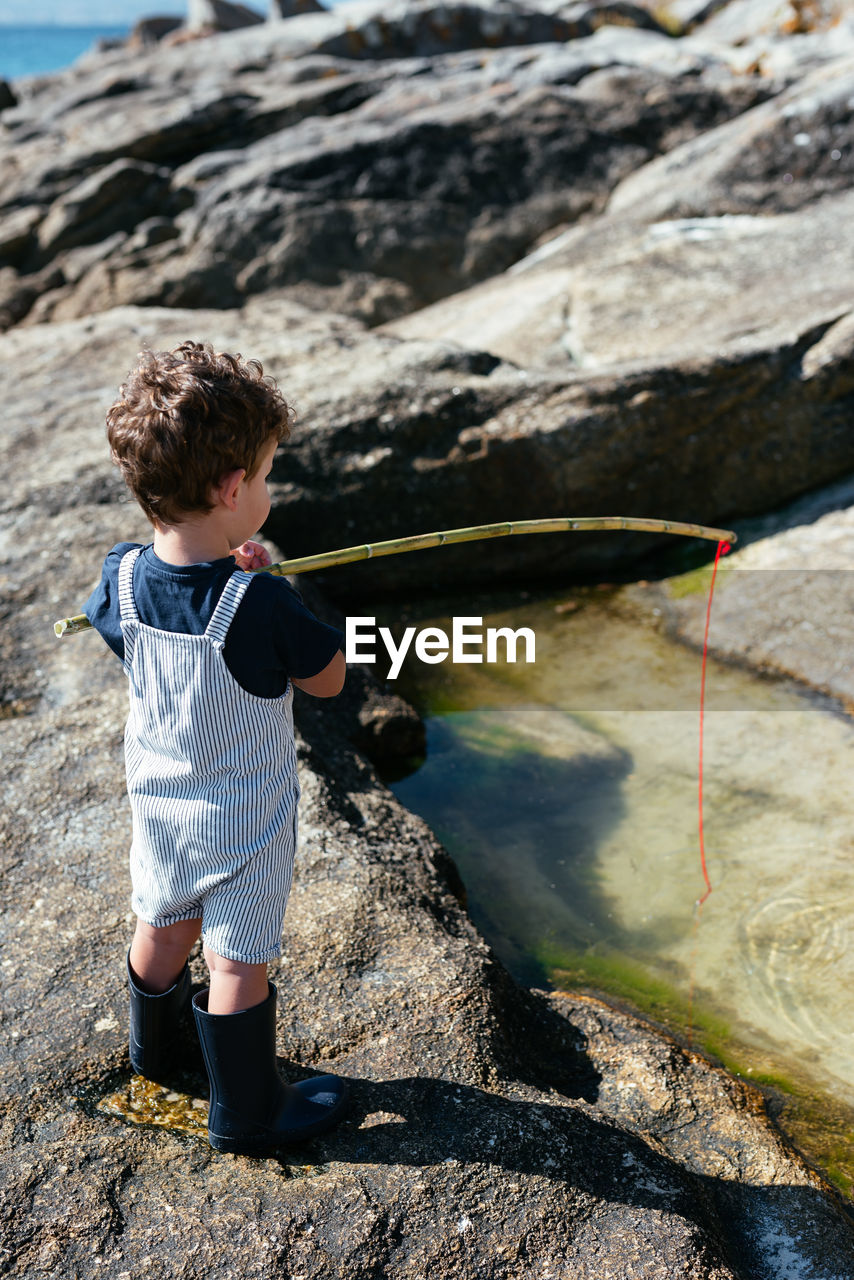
[99,1074,209,1139]
[539,941,854,1197]
[667,564,734,599]
[381,582,854,1198]
[536,940,734,1054]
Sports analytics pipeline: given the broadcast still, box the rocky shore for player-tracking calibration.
[2,2,854,1275]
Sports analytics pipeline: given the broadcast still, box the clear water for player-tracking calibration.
[0,27,129,80]
[383,582,854,1192]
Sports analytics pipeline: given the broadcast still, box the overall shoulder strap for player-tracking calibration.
[117,546,144,674]
[205,571,254,647]
[117,547,144,623]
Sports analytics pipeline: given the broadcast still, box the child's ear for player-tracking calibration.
[214,468,246,511]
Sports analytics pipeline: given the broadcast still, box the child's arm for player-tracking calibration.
[292,650,346,698]
[236,540,345,697]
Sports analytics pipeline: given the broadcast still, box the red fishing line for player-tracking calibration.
[697,538,731,906]
[687,538,732,1047]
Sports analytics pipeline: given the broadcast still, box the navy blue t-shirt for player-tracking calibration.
[84,543,343,698]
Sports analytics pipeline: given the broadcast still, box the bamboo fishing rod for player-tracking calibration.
[54,515,736,638]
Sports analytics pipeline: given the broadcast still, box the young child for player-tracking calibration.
[84,341,349,1155]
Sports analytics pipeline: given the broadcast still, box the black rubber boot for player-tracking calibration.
[192,982,349,1154]
[127,952,196,1084]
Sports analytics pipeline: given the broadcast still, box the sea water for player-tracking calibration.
[0,26,129,80]
[0,3,355,81]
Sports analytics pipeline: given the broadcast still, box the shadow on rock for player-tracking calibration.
[333,1074,675,1201]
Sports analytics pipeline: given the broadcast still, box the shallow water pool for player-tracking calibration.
[377,581,854,1194]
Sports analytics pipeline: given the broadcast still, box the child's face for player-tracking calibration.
[236,438,278,540]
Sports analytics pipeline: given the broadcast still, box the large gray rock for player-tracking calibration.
[0,20,768,330]
[12,270,850,604]
[695,0,850,43]
[305,0,669,57]
[654,476,854,708]
[243,184,854,592]
[390,183,854,370]
[259,307,854,595]
[608,52,854,219]
[6,283,851,604]
[186,0,266,31]
[126,15,184,47]
[36,158,175,256]
[299,0,591,58]
[2,302,853,1280]
[269,0,325,15]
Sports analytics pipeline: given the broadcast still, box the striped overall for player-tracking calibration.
[118,548,299,964]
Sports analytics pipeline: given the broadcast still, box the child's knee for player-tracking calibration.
[202,942,265,978]
[135,916,201,951]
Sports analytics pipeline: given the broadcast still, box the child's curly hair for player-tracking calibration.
[106,341,294,526]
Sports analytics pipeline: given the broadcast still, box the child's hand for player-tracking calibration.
[231,540,272,571]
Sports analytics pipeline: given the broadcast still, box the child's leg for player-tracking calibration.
[203,941,268,1015]
[129,917,202,993]
[192,970,349,1153]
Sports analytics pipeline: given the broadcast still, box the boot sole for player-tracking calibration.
[207,1093,349,1154]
